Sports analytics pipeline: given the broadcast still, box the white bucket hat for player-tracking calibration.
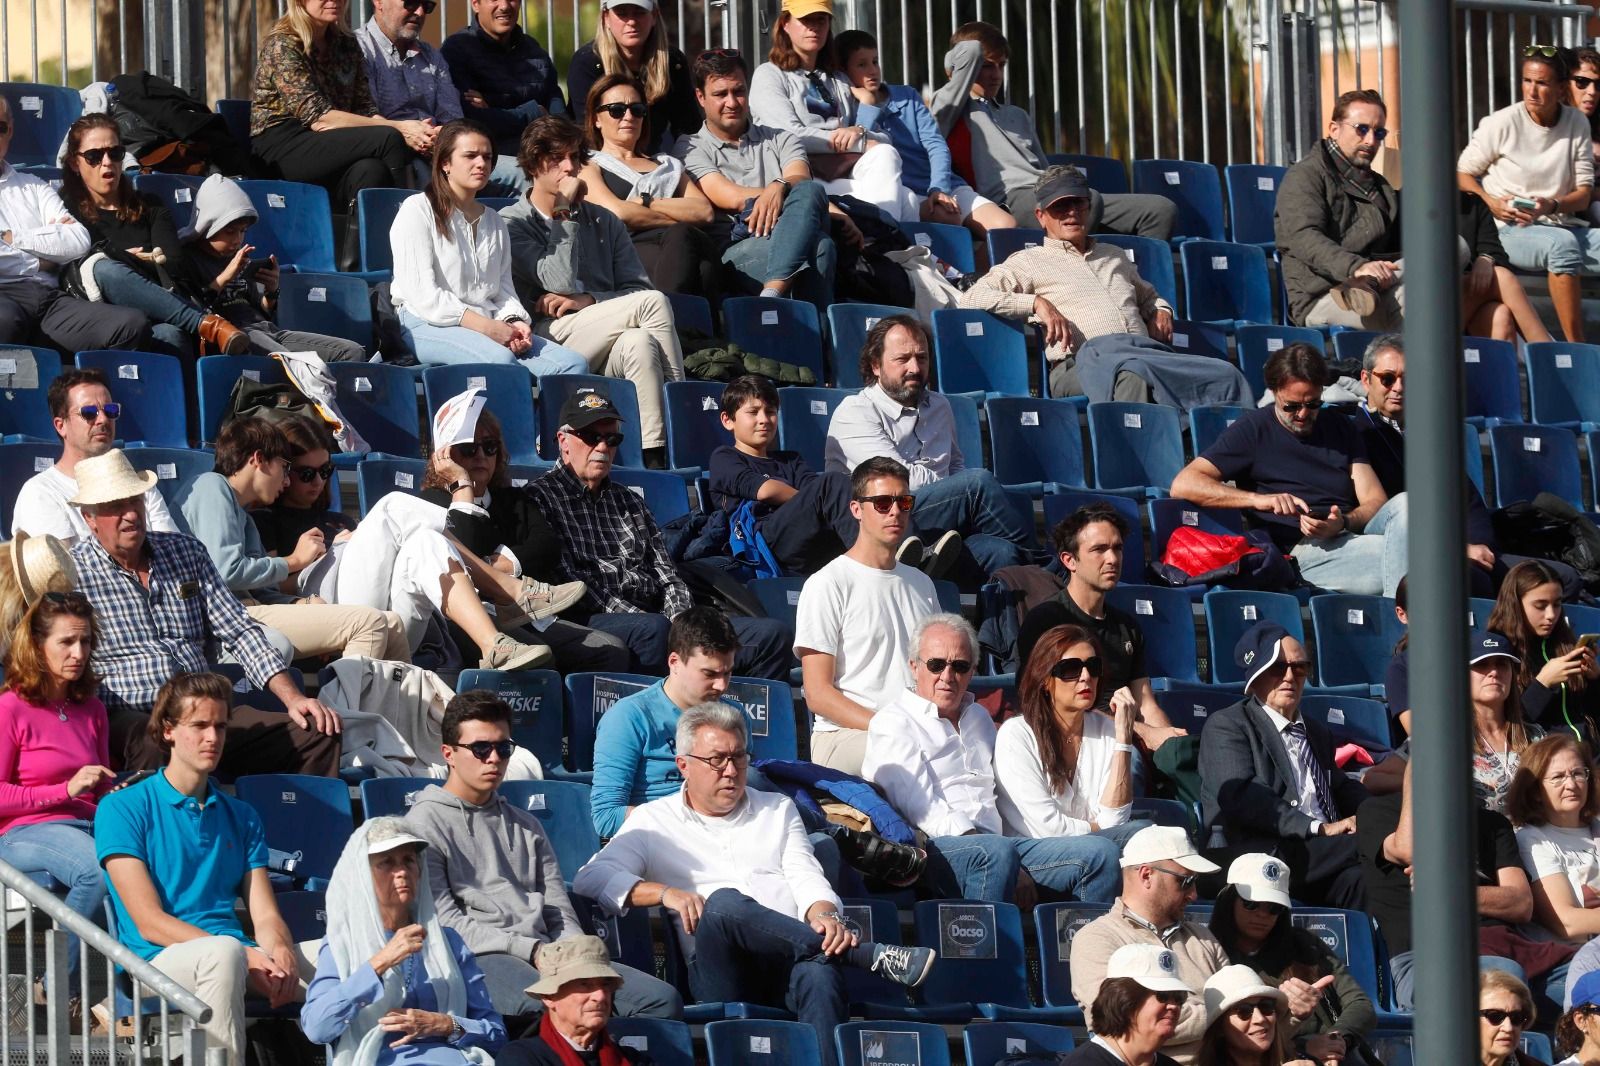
[1203,964,1288,1023]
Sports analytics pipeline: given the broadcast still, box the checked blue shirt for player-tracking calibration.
[71,531,287,717]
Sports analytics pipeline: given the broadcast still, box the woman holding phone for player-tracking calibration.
[1489,560,1600,751]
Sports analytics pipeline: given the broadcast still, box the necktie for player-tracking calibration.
[1283,720,1336,823]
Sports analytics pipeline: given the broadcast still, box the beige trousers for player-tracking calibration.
[246,603,410,662]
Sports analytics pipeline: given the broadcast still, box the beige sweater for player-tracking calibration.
[1066,899,1231,1065]
[1457,102,1594,223]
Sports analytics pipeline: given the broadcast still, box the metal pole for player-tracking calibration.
[1398,0,1476,1058]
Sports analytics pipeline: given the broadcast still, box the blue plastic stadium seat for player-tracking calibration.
[946,391,987,471]
[1224,164,1288,246]
[1085,402,1185,496]
[126,447,215,530]
[215,98,251,149]
[705,1019,820,1066]
[0,346,61,441]
[197,354,286,444]
[497,780,601,881]
[1188,404,1248,458]
[1299,693,1392,754]
[722,297,823,382]
[611,467,694,525]
[359,777,432,818]
[1106,584,1202,683]
[826,303,903,388]
[606,1018,693,1066]
[836,1021,953,1066]
[421,363,539,465]
[1331,329,1383,365]
[1048,153,1130,194]
[1033,902,1114,1022]
[1042,492,1146,579]
[1132,159,1226,242]
[1465,421,1486,497]
[749,576,808,627]
[0,84,82,167]
[1204,589,1305,685]
[1526,340,1600,431]
[356,457,426,515]
[1165,319,1231,361]
[131,172,206,234]
[563,671,661,774]
[931,309,1029,398]
[235,774,354,888]
[456,669,565,774]
[0,441,74,535]
[356,188,417,274]
[663,380,731,473]
[1180,240,1272,326]
[327,361,422,462]
[777,386,852,469]
[1288,908,1409,1025]
[664,291,713,335]
[1488,423,1582,509]
[1310,594,1404,691]
[237,180,336,272]
[901,221,975,273]
[986,228,1044,266]
[1235,324,1323,399]
[837,897,906,1010]
[536,373,645,468]
[964,1021,1075,1066]
[1094,234,1177,307]
[987,397,1088,494]
[277,272,373,350]
[75,350,190,447]
[1147,498,1244,564]
[1154,684,1241,731]
[1462,336,1523,428]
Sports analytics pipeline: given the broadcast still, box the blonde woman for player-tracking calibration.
[567,0,700,154]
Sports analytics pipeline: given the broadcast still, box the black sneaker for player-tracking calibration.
[920,531,963,580]
[870,944,936,988]
[894,536,925,570]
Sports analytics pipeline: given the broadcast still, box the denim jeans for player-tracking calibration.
[92,258,204,333]
[912,469,1045,569]
[0,819,106,985]
[925,822,1143,904]
[687,888,850,1066]
[1388,950,1523,1012]
[475,953,682,1019]
[1496,222,1600,275]
[397,308,588,378]
[722,180,837,312]
[1289,491,1406,597]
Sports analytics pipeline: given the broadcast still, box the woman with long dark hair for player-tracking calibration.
[1488,560,1600,747]
[248,416,357,564]
[1196,966,1319,1066]
[567,0,699,153]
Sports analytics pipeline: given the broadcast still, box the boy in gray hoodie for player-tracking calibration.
[929,23,1177,239]
[406,691,684,1021]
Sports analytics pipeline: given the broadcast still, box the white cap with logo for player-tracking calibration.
[1106,943,1193,994]
[1225,852,1293,909]
[1120,824,1220,872]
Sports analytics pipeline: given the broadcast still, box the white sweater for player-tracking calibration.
[388,192,529,327]
[1457,102,1595,222]
[994,712,1134,838]
[0,163,90,282]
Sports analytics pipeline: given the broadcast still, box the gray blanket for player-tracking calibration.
[1072,334,1253,411]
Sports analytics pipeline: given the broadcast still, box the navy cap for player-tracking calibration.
[1469,628,1521,667]
[1036,167,1092,210]
[558,386,624,431]
[1236,621,1292,692]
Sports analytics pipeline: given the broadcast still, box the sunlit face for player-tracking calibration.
[1328,100,1386,169]
[531,144,585,194]
[245,452,291,507]
[1542,747,1591,820]
[41,612,93,686]
[1048,639,1101,714]
[1479,987,1529,1061]
[471,0,519,39]
[301,0,344,28]
[666,647,734,705]
[205,218,252,257]
[56,382,118,458]
[843,46,882,92]
[1522,580,1564,639]
[782,12,831,62]
[675,725,747,816]
[443,717,511,794]
[696,74,750,139]
[1254,636,1310,714]
[911,623,975,715]
[1220,997,1280,1057]
[557,418,622,490]
[593,84,646,150]
[603,3,654,51]
[849,474,912,550]
[164,697,228,774]
[369,845,421,916]
[1273,378,1323,438]
[1470,656,1513,709]
[451,421,501,492]
[1065,519,1123,592]
[721,397,776,451]
[374,0,429,40]
[1524,58,1565,121]
[873,324,930,406]
[1574,61,1600,115]
[282,447,333,510]
[83,495,146,558]
[1134,988,1184,1044]
[72,126,123,202]
[542,976,619,1041]
[1361,346,1403,422]
[443,133,495,195]
[1036,195,1090,242]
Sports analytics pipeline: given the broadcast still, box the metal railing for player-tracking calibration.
[0,856,212,1066]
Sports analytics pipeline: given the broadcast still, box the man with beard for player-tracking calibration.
[824,313,1043,576]
[1170,343,1404,596]
[1276,88,1403,329]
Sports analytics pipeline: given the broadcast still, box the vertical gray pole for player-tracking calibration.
[1398,0,1476,1058]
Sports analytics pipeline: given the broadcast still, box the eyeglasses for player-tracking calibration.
[1278,399,1320,415]
[1547,768,1593,785]
[1153,991,1188,1006]
[597,102,649,120]
[452,440,501,459]
[681,750,750,773]
[1480,1008,1531,1028]
[401,0,437,10]
[700,47,742,59]
[1371,371,1403,388]
[1577,76,1599,89]
[921,657,974,676]
[40,591,91,608]
[1239,898,1287,915]
[291,461,334,483]
[1149,866,1201,891]
[1050,656,1104,681]
[568,427,625,449]
[1266,660,1314,677]
[453,739,516,761]
[1340,121,1388,142]
[77,145,127,167]
[1228,999,1280,1021]
[76,402,121,422]
[854,494,915,514]
[1525,44,1561,58]
[1044,197,1090,216]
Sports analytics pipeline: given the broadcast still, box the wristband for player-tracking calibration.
[812,909,842,921]
[1113,743,1138,755]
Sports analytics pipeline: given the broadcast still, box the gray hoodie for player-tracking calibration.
[928,40,1048,207]
[405,784,580,961]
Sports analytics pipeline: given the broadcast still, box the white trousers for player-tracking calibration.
[334,492,465,652]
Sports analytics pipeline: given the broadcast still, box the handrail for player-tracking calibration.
[1454,0,1594,15]
[0,855,212,1024]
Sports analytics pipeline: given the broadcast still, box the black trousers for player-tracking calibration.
[759,470,859,575]
[632,222,723,305]
[111,704,341,781]
[0,279,147,352]
[253,122,412,210]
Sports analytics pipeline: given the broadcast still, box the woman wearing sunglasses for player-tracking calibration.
[1568,48,1600,227]
[1509,734,1600,949]
[59,115,247,359]
[1489,561,1600,753]
[249,416,358,564]
[995,624,1151,851]
[1197,966,1319,1066]
[578,73,721,302]
[1555,968,1600,1065]
[1061,944,1190,1066]
[1481,969,1548,1066]
[567,0,700,154]
[1207,855,1377,1066]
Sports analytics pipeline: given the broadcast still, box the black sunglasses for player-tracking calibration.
[454,739,516,761]
[77,145,127,167]
[41,591,91,608]
[77,402,121,421]
[569,427,625,448]
[1228,999,1279,1021]
[0,121,11,136]
[1371,371,1403,388]
[1279,399,1320,415]
[921,657,974,676]
[1576,76,1599,89]
[597,102,649,120]
[1150,866,1201,890]
[1240,898,1287,914]
[291,461,335,483]
[452,440,501,459]
[700,47,742,59]
[1480,1008,1530,1028]
[854,493,914,514]
[1050,656,1104,681]
[401,0,437,10]
[1266,659,1314,677]
[1341,121,1388,142]
[1153,991,1188,1006]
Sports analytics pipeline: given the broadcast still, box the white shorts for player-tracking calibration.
[925,184,997,222]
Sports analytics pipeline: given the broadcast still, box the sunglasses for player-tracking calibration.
[1576,76,1599,89]
[291,461,335,483]
[1153,991,1188,1006]
[700,47,741,59]
[453,739,516,761]
[1340,121,1388,142]
[855,493,914,514]
[452,440,501,459]
[1267,659,1314,677]
[681,750,750,773]
[401,0,438,10]
[1045,197,1090,216]
[1371,371,1403,388]
[1279,399,1320,415]
[1050,656,1104,680]
[77,145,127,167]
[77,402,121,422]
[1239,898,1287,915]
[597,102,649,120]
[1525,44,1560,58]
[41,591,91,608]
[1229,999,1279,1021]
[921,657,974,676]
[1480,1009,1530,1028]
[1149,866,1201,890]
[569,427,625,448]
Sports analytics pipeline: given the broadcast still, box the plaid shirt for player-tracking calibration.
[524,463,692,619]
[71,531,287,716]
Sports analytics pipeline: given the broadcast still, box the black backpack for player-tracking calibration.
[110,72,256,176]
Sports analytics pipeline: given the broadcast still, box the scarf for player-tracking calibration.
[1321,136,1380,203]
[536,1011,627,1066]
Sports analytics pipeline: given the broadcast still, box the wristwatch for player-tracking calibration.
[447,480,472,494]
[449,1018,465,1044]
[640,192,654,209]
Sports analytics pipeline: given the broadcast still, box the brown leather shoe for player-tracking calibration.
[199,313,249,355]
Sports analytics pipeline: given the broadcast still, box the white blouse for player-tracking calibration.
[994,712,1133,838]
[388,192,529,327]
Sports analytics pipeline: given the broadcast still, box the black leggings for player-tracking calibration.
[632,222,723,304]
[253,121,411,212]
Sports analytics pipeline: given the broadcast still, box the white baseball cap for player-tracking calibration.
[1106,944,1193,994]
[1203,964,1287,1022]
[1120,825,1220,873]
[1225,852,1293,910]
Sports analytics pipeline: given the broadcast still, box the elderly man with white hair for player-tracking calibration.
[861,612,1126,905]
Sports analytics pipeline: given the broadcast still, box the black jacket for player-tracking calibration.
[418,485,564,580]
[566,42,701,156]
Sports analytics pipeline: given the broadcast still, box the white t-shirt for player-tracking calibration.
[994,711,1134,838]
[792,554,937,734]
[11,465,177,546]
[1517,818,1600,934]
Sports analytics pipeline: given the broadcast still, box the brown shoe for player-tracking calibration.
[1330,279,1378,318]
[199,313,249,355]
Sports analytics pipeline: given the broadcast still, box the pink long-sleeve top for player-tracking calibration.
[0,689,110,834]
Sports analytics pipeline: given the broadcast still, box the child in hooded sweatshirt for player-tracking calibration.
[181,174,368,361]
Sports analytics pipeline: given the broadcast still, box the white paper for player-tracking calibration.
[865,317,881,329]
[1135,599,1153,615]
[1242,604,1257,620]
[395,471,414,489]
[1020,410,1039,426]
[307,287,327,303]
[1006,1039,1027,1054]
[1328,708,1346,725]
[1211,256,1229,270]
[1123,412,1142,428]
[627,484,645,498]
[1172,333,1189,348]
[751,1038,771,1054]
[1164,170,1180,184]
[914,232,932,247]
[965,321,984,337]
[467,376,486,390]
[174,187,193,203]
[786,590,801,605]
[526,793,546,810]
[1122,248,1136,261]
[156,463,177,480]
[117,364,138,380]
[511,477,528,488]
[1347,609,1365,624]
[700,395,717,411]
[0,359,17,375]
[1464,348,1480,363]
[1266,338,1284,351]
[267,193,286,208]
[19,96,41,113]
[433,387,487,446]
[33,456,50,472]
[1256,176,1275,191]
[1524,436,1542,453]
[810,400,828,415]
[761,309,779,326]
[232,677,251,693]
[1182,509,1199,526]
[1557,353,1574,369]
[1193,705,1209,718]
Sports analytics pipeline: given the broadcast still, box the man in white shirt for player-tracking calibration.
[862,612,1123,905]
[11,368,177,545]
[794,456,938,775]
[824,314,1043,575]
[573,702,934,1066]
[0,96,148,351]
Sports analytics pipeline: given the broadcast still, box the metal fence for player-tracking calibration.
[0,856,213,1066]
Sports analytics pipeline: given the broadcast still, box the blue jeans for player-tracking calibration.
[925,821,1143,904]
[467,99,552,158]
[0,819,106,985]
[722,180,837,312]
[93,258,201,357]
[397,309,587,378]
[1496,222,1600,275]
[1290,491,1406,597]
[1389,950,1523,1012]
[912,469,1045,570]
[687,888,849,1066]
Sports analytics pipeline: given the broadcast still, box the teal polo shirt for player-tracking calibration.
[94,770,269,962]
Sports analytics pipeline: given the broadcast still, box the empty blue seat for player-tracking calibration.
[825,303,903,388]
[0,346,61,441]
[606,1018,693,1066]
[931,309,1029,398]
[776,386,852,469]
[197,354,286,444]
[0,441,63,531]
[902,221,975,273]
[536,373,645,468]
[749,576,808,627]
[612,467,694,524]
[358,776,432,818]
[663,291,713,335]
[277,272,373,349]
[563,671,660,773]
[357,188,417,274]
[125,446,214,527]
[1465,421,1486,497]
[1042,492,1146,579]
[1235,324,1323,399]
[1106,584,1202,683]
[1299,693,1392,754]
[274,889,327,941]
[986,228,1044,266]
[1188,404,1248,458]
[722,675,801,762]
[1331,329,1383,365]
[1048,152,1130,194]
[1132,159,1226,242]
[964,1021,1075,1066]
[1527,340,1600,431]
[1523,1033,1554,1062]
[1154,683,1241,731]
[356,457,426,515]
[947,390,987,470]
[455,669,565,774]
[235,773,354,888]
[421,363,539,464]
[1147,499,1244,563]
[327,361,421,460]
[0,84,82,167]
[75,350,190,447]
[1489,423,1582,509]
[987,397,1087,494]
[497,780,601,881]
[1224,164,1288,246]
[723,297,823,382]
[836,1021,952,1066]
[663,380,731,472]
[1180,240,1272,325]
[1094,234,1177,307]
[1085,402,1184,495]
[238,180,336,272]
[1462,336,1523,427]
[705,1019,819,1066]
[1033,902,1114,1022]
[1309,594,1403,690]
[1204,589,1305,685]
[131,172,205,234]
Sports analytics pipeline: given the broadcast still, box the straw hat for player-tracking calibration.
[66,449,157,508]
[7,531,75,606]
